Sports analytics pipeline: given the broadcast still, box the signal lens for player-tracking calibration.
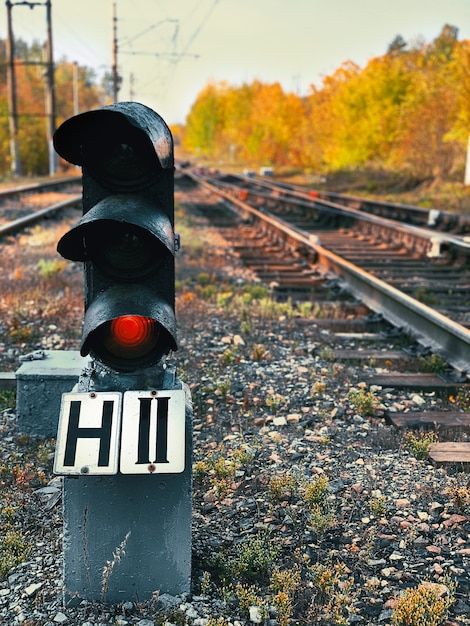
[85,224,168,279]
[101,228,154,274]
[100,141,155,188]
[103,315,160,358]
[83,133,158,191]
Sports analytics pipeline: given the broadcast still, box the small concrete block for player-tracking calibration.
[16,350,90,439]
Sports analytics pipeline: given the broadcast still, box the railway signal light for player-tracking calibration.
[53,102,177,372]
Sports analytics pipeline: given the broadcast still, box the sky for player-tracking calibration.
[2,0,470,125]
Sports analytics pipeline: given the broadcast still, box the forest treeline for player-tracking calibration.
[0,38,106,176]
[183,25,470,182]
[1,25,469,181]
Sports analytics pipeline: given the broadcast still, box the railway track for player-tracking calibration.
[2,170,470,463]
[177,169,470,465]
[1,171,470,625]
[0,176,81,237]
[188,169,470,367]
[227,171,470,234]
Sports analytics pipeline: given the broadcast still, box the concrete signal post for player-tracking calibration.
[52,103,192,603]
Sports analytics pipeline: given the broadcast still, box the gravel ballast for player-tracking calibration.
[0,182,469,625]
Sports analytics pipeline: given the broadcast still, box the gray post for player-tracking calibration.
[61,363,192,605]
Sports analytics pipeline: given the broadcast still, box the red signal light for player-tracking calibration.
[103,316,160,359]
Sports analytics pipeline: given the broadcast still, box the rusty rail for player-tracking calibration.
[187,169,470,375]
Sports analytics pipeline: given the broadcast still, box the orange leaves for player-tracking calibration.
[183,25,469,181]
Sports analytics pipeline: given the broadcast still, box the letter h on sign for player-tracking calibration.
[64,398,115,468]
[54,390,186,475]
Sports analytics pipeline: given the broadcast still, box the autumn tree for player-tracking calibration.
[0,37,105,177]
[391,25,464,180]
[184,82,224,156]
[183,24,469,182]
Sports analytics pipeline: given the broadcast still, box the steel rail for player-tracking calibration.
[0,175,81,201]
[190,170,470,375]
[209,177,470,257]
[235,172,470,232]
[0,195,82,237]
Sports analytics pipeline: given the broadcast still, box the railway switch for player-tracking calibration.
[54,101,177,372]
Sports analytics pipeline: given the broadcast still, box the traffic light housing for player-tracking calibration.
[54,102,177,372]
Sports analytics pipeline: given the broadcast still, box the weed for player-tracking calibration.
[268,472,298,502]
[331,363,345,378]
[453,387,470,411]
[212,456,235,480]
[200,570,211,595]
[12,462,46,490]
[193,445,254,501]
[308,561,358,625]
[233,582,268,620]
[178,289,197,303]
[232,446,255,466]
[244,284,269,300]
[256,296,295,320]
[0,530,31,578]
[0,390,16,411]
[369,494,387,517]
[240,319,251,335]
[309,561,344,596]
[308,503,336,537]
[155,606,190,626]
[217,291,234,309]
[413,286,440,306]
[269,565,302,598]
[392,580,456,626]
[227,533,279,583]
[272,591,292,626]
[37,258,66,281]
[404,430,438,460]
[444,475,470,511]
[252,343,267,361]
[206,618,230,626]
[198,284,217,300]
[319,347,335,362]
[312,380,327,395]
[219,349,237,366]
[193,459,209,482]
[298,301,313,317]
[266,392,285,414]
[101,530,131,601]
[418,353,448,373]
[196,272,213,286]
[9,321,35,343]
[301,475,329,507]
[215,377,232,397]
[0,506,18,524]
[348,384,381,417]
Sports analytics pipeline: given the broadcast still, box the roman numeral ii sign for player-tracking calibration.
[54,389,186,475]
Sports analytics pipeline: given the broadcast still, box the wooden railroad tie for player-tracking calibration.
[427,442,470,467]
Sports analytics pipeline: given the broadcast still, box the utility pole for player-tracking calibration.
[112,2,120,102]
[5,0,57,176]
[73,62,79,115]
[45,0,57,175]
[6,0,22,176]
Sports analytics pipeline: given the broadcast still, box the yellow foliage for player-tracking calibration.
[183,25,469,180]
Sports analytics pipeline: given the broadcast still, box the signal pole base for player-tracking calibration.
[62,377,192,605]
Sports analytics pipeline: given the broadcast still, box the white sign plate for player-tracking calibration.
[120,390,186,474]
[54,392,122,475]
